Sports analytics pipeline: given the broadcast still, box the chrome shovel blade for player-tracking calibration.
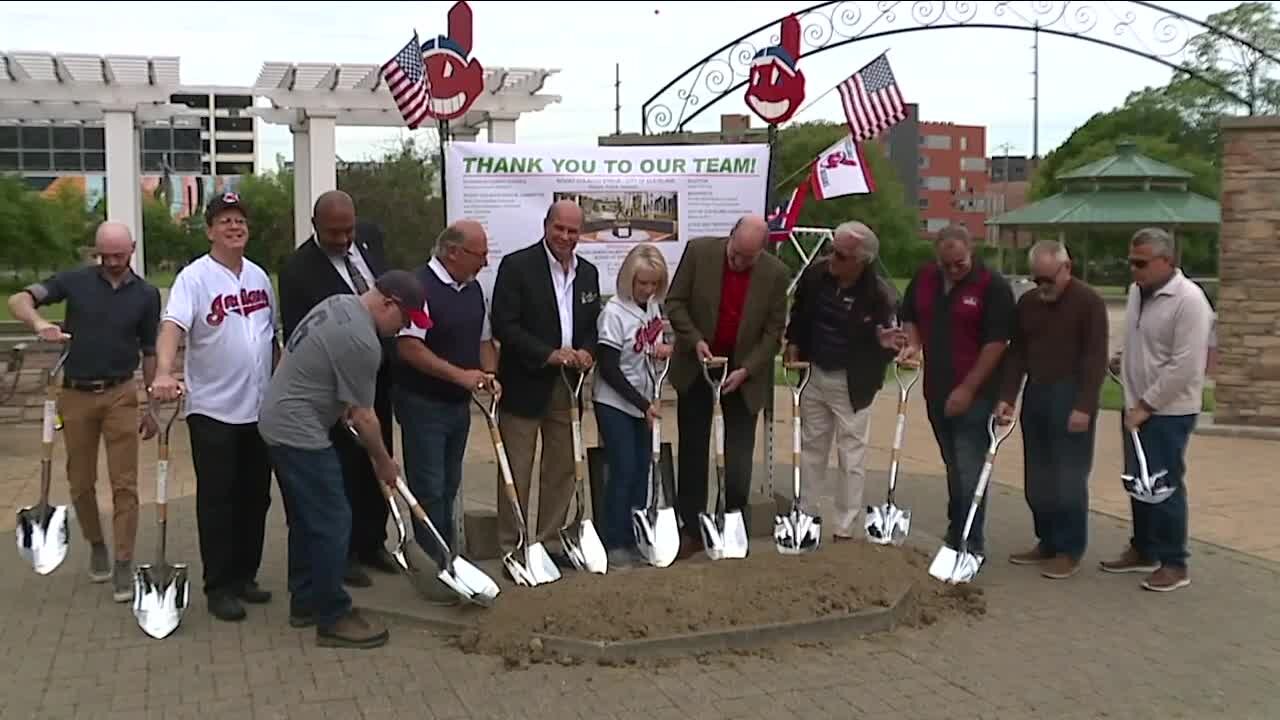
[1123,470,1176,505]
[386,497,410,572]
[15,504,70,576]
[632,507,680,568]
[864,503,912,546]
[524,541,562,585]
[928,545,985,585]
[501,551,538,587]
[774,509,822,555]
[132,562,189,639]
[438,557,501,607]
[561,520,608,575]
[701,510,748,561]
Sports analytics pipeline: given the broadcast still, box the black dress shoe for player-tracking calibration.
[209,592,246,622]
[360,547,402,575]
[344,560,372,588]
[238,581,272,604]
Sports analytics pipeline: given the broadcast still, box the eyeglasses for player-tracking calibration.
[216,216,248,227]
[1128,258,1149,269]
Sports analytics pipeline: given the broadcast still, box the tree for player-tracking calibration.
[771,120,922,278]
[337,137,443,271]
[235,168,296,274]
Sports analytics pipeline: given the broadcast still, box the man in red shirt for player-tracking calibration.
[665,215,790,558]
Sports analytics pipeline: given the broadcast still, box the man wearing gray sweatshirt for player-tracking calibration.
[1100,227,1213,592]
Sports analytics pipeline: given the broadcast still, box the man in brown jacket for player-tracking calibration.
[997,239,1108,580]
[664,214,789,558]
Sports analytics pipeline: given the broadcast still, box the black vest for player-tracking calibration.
[394,264,485,403]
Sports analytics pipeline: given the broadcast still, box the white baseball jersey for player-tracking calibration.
[594,295,664,418]
[163,254,278,425]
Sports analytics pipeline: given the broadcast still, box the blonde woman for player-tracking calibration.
[594,243,672,568]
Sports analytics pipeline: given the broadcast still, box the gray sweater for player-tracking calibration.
[1119,269,1214,417]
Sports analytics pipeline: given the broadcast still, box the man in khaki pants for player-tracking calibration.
[783,221,902,540]
[7,222,161,602]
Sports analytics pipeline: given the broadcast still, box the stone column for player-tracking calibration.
[104,108,143,273]
[291,123,312,247]
[1215,117,1280,428]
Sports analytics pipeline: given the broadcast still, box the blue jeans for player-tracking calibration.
[267,443,351,629]
[1020,381,1095,560]
[594,402,651,550]
[1123,414,1196,568]
[395,390,470,567]
[927,393,996,554]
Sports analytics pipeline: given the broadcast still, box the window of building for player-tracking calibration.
[926,217,951,232]
[923,134,951,150]
[959,177,967,192]
[214,117,254,133]
[960,137,968,151]
[919,197,929,209]
[960,156,986,172]
[922,175,951,191]
[918,155,929,168]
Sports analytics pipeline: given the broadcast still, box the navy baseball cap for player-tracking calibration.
[374,270,432,329]
[205,192,248,225]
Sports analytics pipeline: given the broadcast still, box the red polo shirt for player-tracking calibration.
[711,263,752,356]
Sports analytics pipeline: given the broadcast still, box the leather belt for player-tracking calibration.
[63,376,131,393]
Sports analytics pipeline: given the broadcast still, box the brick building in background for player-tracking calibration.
[883,105,989,239]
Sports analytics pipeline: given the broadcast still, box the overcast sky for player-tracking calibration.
[1,1,1262,169]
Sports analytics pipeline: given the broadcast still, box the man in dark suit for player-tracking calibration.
[489,199,602,566]
[278,190,398,586]
[664,214,790,559]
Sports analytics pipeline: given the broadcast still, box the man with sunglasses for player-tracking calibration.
[996,240,1108,580]
[7,221,162,603]
[783,221,904,542]
[897,224,1016,560]
[1099,227,1213,592]
[259,269,427,648]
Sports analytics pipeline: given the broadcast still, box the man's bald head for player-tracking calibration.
[435,218,490,281]
[312,190,357,256]
[543,199,584,265]
[94,221,135,278]
[726,214,768,271]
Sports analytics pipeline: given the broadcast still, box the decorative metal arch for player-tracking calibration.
[641,0,1280,134]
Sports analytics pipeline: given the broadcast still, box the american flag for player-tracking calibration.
[381,32,432,130]
[837,53,906,142]
[767,176,811,243]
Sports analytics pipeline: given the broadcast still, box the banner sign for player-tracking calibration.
[444,141,771,297]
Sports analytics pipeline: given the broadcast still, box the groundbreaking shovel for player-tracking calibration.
[393,478,501,607]
[1107,369,1175,504]
[472,385,560,587]
[633,351,680,567]
[133,392,190,639]
[16,343,72,576]
[698,356,749,560]
[558,367,608,575]
[928,383,1024,585]
[866,362,920,545]
[774,361,821,555]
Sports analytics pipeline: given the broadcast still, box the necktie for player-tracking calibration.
[343,251,370,294]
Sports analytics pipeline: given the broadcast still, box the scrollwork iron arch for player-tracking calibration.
[641,0,1279,134]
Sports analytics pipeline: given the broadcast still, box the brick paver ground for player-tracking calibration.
[2,377,1279,719]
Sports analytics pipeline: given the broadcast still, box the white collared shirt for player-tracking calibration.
[398,257,492,342]
[545,242,577,349]
[329,242,375,293]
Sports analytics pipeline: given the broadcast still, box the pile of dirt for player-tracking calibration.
[455,540,986,666]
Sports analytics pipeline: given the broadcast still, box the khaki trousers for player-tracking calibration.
[496,381,576,554]
[798,366,872,537]
[57,383,140,560]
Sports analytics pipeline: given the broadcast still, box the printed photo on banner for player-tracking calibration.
[553,191,680,244]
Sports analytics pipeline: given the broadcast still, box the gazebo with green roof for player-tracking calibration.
[986,141,1220,279]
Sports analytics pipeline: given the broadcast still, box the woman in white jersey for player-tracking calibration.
[593,244,671,568]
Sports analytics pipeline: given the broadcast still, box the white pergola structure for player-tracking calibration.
[250,62,561,245]
[0,51,199,273]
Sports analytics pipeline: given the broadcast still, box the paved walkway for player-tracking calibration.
[2,380,1279,719]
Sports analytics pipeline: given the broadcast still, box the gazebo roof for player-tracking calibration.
[987,142,1219,229]
[1057,141,1193,181]
[986,189,1220,228]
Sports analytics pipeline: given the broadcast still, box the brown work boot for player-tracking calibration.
[317,609,389,649]
[1142,565,1191,593]
[1040,555,1080,580]
[1098,545,1159,574]
[1008,545,1051,566]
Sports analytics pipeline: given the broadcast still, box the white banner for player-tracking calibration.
[444,141,771,297]
[811,134,875,200]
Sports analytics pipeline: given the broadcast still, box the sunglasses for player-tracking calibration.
[1128,258,1149,269]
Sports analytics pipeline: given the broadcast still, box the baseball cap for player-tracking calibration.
[374,269,432,329]
[205,192,248,225]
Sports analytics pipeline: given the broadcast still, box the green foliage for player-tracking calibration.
[0,175,97,289]
[235,168,296,273]
[771,120,924,278]
[336,137,444,271]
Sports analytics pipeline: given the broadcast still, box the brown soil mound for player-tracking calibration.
[456,540,986,666]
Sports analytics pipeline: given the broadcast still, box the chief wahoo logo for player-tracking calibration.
[422,1,486,121]
[744,14,806,125]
